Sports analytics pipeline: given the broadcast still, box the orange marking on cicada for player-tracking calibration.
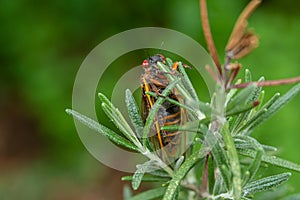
[142,77,165,150]
[162,131,180,137]
[164,119,181,126]
[164,112,180,120]
[142,78,153,108]
[172,61,179,71]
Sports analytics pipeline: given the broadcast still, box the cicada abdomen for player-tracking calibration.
[141,54,187,163]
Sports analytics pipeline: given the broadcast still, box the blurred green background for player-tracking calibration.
[0,0,299,199]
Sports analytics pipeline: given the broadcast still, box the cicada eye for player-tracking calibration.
[142,60,149,67]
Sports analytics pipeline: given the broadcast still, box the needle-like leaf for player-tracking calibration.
[66,109,139,152]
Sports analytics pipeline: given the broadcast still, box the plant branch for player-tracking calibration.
[199,155,209,196]
[222,123,242,199]
[231,76,300,89]
[200,0,222,75]
[163,151,203,200]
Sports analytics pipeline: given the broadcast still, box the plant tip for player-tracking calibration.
[65,108,72,114]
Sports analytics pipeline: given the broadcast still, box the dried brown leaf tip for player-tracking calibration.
[226,0,261,59]
[227,31,259,59]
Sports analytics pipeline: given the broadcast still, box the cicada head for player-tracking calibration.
[142,54,166,68]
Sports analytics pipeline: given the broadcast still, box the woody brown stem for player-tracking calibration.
[226,64,241,89]
[231,76,300,89]
[200,0,222,75]
[199,155,209,197]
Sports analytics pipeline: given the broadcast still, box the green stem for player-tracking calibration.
[163,151,203,200]
[222,123,242,199]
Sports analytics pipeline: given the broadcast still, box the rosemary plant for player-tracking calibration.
[66,0,300,199]
[66,65,300,200]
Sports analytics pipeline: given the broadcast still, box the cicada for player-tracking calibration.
[141,54,187,163]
